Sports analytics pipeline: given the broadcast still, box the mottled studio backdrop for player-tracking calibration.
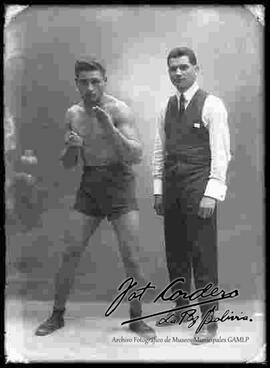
[5,5,264,302]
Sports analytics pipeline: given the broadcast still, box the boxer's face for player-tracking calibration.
[76,70,107,105]
[168,55,198,92]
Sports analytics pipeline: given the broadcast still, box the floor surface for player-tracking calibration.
[4,297,265,363]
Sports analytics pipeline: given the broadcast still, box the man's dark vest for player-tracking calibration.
[163,89,211,212]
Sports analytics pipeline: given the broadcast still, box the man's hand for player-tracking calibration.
[154,194,164,216]
[198,196,217,219]
[64,131,83,147]
[93,106,115,133]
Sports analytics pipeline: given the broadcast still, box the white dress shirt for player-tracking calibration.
[152,81,231,201]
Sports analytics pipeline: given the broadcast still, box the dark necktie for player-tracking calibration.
[179,94,186,115]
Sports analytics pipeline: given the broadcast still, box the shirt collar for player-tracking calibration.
[176,81,199,104]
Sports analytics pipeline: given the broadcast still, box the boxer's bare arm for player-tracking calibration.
[114,103,143,164]
[60,109,82,169]
[94,102,143,164]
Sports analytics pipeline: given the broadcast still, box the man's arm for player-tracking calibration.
[93,103,143,164]
[59,110,82,169]
[198,95,231,218]
[152,106,166,215]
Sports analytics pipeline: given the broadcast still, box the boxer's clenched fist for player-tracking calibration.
[64,131,83,147]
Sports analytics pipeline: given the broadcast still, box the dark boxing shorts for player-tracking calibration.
[73,163,138,220]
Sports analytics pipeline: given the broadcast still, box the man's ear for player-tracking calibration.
[195,65,200,74]
[104,76,108,83]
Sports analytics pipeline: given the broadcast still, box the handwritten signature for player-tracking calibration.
[105,277,252,332]
[156,306,253,333]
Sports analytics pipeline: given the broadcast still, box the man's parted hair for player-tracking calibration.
[167,47,197,66]
[75,57,106,78]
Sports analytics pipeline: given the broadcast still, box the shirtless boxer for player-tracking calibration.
[35,57,155,339]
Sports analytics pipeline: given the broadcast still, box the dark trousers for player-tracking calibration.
[164,199,218,316]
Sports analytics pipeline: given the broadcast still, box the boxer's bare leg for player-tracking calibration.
[53,210,102,310]
[111,210,156,339]
[35,211,102,336]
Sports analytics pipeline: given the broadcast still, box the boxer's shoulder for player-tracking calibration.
[68,102,85,113]
[66,103,85,120]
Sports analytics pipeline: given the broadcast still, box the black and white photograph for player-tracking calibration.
[4,4,265,363]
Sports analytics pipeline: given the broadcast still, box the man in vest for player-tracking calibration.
[152,47,231,344]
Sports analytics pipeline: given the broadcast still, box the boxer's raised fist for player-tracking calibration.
[64,131,83,147]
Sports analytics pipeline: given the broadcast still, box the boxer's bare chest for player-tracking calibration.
[70,104,118,145]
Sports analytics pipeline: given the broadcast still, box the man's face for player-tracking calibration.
[168,56,198,92]
[75,70,106,105]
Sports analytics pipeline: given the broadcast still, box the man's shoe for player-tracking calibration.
[129,321,156,339]
[156,310,189,327]
[35,313,64,336]
[191,323,218,345]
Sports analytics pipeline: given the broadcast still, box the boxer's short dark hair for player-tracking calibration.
[75,57,106,78]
